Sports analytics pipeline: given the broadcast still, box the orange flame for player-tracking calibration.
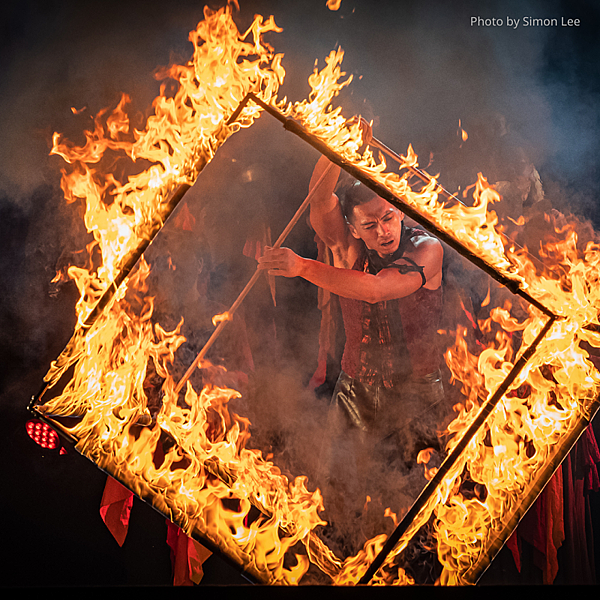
[38,2,600,587]
[41,5,328,585]
[458,119,468,142]
[212,311,232,326]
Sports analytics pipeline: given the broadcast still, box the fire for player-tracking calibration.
[212,311,232,326]
[365,222,600,583]
[35,1,600,587]
[40,4,327,585]
[264,40,600,585]
[48,6,284,331]
[417,448,439,481]
[458,119,468,142]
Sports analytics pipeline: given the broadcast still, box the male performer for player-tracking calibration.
[258,139,447,536]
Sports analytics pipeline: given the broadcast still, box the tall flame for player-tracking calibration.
[42,4,325,585]
[37,2,600,586]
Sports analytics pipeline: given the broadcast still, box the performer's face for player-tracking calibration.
[348,195,404,257]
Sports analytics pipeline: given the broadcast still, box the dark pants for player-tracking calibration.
[317,370,448,548]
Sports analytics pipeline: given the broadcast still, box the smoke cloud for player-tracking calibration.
[1,0,598,585]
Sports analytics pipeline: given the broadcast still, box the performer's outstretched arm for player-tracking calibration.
[257,239,442,304]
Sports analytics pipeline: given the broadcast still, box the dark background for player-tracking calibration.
[1,0,599,587]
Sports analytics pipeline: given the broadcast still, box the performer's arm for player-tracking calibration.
[308,155,348,251]
[258,239,443,304]
[308,118,373,257]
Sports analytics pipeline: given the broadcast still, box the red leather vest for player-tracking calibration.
[339,226,442,387]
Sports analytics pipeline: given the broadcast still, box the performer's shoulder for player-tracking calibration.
[404,227,443,270]
[405,225,440,248]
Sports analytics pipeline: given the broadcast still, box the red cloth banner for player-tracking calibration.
[99,476,134,547]
[166,520,213,586]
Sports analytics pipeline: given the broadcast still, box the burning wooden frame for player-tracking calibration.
[28,8,600,586]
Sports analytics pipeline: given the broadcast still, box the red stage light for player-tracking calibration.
[26,419,60,450]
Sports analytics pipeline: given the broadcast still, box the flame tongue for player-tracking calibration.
[49,4,284,335]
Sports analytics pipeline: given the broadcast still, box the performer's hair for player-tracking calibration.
[336,175,378,223]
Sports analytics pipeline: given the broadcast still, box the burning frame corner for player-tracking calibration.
[29,90,600,586]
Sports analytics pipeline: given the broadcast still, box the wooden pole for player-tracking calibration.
[174,161,336,395]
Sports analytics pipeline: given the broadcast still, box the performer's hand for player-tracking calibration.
[257,246,304,278]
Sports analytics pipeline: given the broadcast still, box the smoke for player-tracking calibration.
[0,0,209,200]
[1,0,599,584]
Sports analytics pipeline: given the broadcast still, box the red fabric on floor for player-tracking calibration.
[559,426,600,584]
